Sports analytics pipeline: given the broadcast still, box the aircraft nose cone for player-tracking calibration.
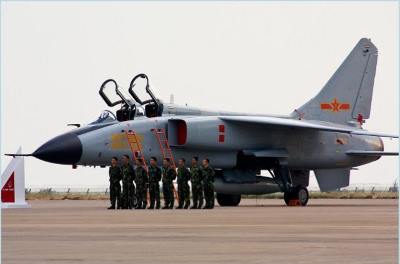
[33,133,82,165]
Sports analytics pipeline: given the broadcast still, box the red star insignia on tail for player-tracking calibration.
[320,98,350,112]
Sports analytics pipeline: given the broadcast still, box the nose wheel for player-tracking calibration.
[284,186,309,206]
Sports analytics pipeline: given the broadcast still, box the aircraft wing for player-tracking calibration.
[219,116,398,138]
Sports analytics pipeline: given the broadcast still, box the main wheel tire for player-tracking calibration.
[297,186,309,206]
[216,193,241,207]
[284,186,309,206]
[283,189,294,206]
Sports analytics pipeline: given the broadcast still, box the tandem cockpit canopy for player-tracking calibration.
[98,73,164,122]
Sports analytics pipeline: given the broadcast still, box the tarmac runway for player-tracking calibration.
[2,199,398,264]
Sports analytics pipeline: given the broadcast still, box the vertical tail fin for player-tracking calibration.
[292,38,378,125]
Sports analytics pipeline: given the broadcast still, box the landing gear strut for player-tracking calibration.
[271,166,309,206]
[216,193,241,207]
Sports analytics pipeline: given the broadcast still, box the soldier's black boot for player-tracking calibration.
[148,203,154,209]
[176,202,183,209]
[108,206,115,210]
[184,202,190,209]
[156,202,160,209]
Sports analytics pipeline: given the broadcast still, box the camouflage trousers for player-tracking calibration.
[149,182,161,208]
[109,182,121,208]
[203,182,215,208]
[136,184,148,209]
[191,183,203,208]
[122,182,135,209]
[178,183,190,208]
[163,183,175,208]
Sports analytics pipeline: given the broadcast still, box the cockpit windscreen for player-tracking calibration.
[89,110,117,125]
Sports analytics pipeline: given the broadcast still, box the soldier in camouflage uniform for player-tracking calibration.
[121,155,136,209]
[176,158,191,209]
[148,157,162,209]
[162,158,176,209]
[202,158,215,209]
[108,157,122,209]
[135,158,148,209]
[190,157,203,209]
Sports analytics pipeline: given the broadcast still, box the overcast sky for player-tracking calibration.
[1,1,398,189]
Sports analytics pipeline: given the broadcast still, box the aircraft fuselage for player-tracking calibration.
[33,115,383,170]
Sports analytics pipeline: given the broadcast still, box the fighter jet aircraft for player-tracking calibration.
[7,38,398,206]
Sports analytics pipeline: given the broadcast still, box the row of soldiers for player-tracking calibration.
[108,155,215,210]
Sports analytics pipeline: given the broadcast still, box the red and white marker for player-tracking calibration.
[1,147,30,208]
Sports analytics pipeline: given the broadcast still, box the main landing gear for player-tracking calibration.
[271,166,309,206]
[283,186,309,206]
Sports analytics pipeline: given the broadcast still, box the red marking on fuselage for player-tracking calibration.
[218,125,225,143]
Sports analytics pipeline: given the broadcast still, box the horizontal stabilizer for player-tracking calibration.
[346,150,398,156]
[350,131,398,138]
